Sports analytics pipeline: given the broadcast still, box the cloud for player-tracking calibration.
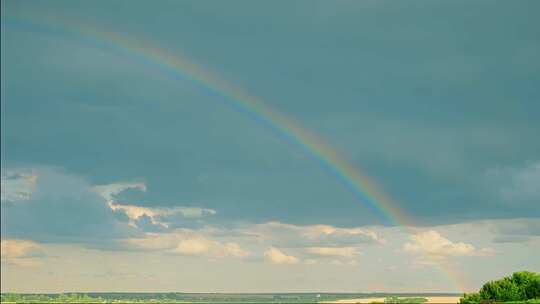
[494,218,540,236]
[264,247,299,265]
[94,182,216,229]
[173,238,249,258]
[490,218,540,243]
[1,170,38,203]
[1,167,137,244]
[236,222,379,265]
[93,182,147,201]
[403,230,494,259]
[133,214,168,233]
[2,169,218,246]
[329,259,359,266]
[304,246,360,258]
[1,239,45,267]
[0,239,43,259]
[486,161,540,202]
[2,168,217,248]
[107,203,216,229]
[492,235,532,243]
[125,230,250,259]
[248,222,384,248]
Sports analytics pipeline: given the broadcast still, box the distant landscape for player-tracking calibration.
[0,292,460,303]
[2,271,539,303]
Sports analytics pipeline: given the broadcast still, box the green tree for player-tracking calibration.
[461,271,540,303]
[460,292,481,304]
[512,271,540,299]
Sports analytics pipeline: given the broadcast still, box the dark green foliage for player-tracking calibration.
[460,292,481,304]
[512,271,540,300]
[460,271,540,303]
[480,277,522,301]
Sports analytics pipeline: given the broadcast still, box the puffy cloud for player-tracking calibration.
[264,247,299,265]
[1,239,44,267]
[1,170,38,203]
[248,222,384,248]
[237,222,379,265]
[0,239,42,259]
[304,246,360,258]
[125,230,250,259]
[403,230,494,259]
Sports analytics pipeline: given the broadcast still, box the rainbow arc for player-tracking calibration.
[3,14,467,292]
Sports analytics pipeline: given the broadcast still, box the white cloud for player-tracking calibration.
[248,221,384,247]
[236,222,382,265]
[109,203,216,228]
[122,222,377,265]
[93,182,216,229]
[329,259,359,266]
[403,230,494,259]
[264,247,299,265]
[304,246,360,258]
[300,224,383,243]
[124,232,178,251]
[125,230,250,259]
[0,239,42,259]
[1,170,38,203]
[93,182,147,201]
[113,204,215,220]
[1,239,44,267]
[172,238,250,258]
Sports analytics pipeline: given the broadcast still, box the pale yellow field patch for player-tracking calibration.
[321,296,460,304]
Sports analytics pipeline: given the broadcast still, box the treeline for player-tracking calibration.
[0,292,348,303]
[0,292,391,303]
[0,293,103,303]
[461,271,540,303]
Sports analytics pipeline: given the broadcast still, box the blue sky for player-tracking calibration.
[1,0,539,292]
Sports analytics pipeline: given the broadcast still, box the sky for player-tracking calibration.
[1,0,539,293]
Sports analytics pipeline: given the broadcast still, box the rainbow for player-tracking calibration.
[3,14,467,292]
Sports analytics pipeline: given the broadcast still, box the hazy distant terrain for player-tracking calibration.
[1,292,462,303]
